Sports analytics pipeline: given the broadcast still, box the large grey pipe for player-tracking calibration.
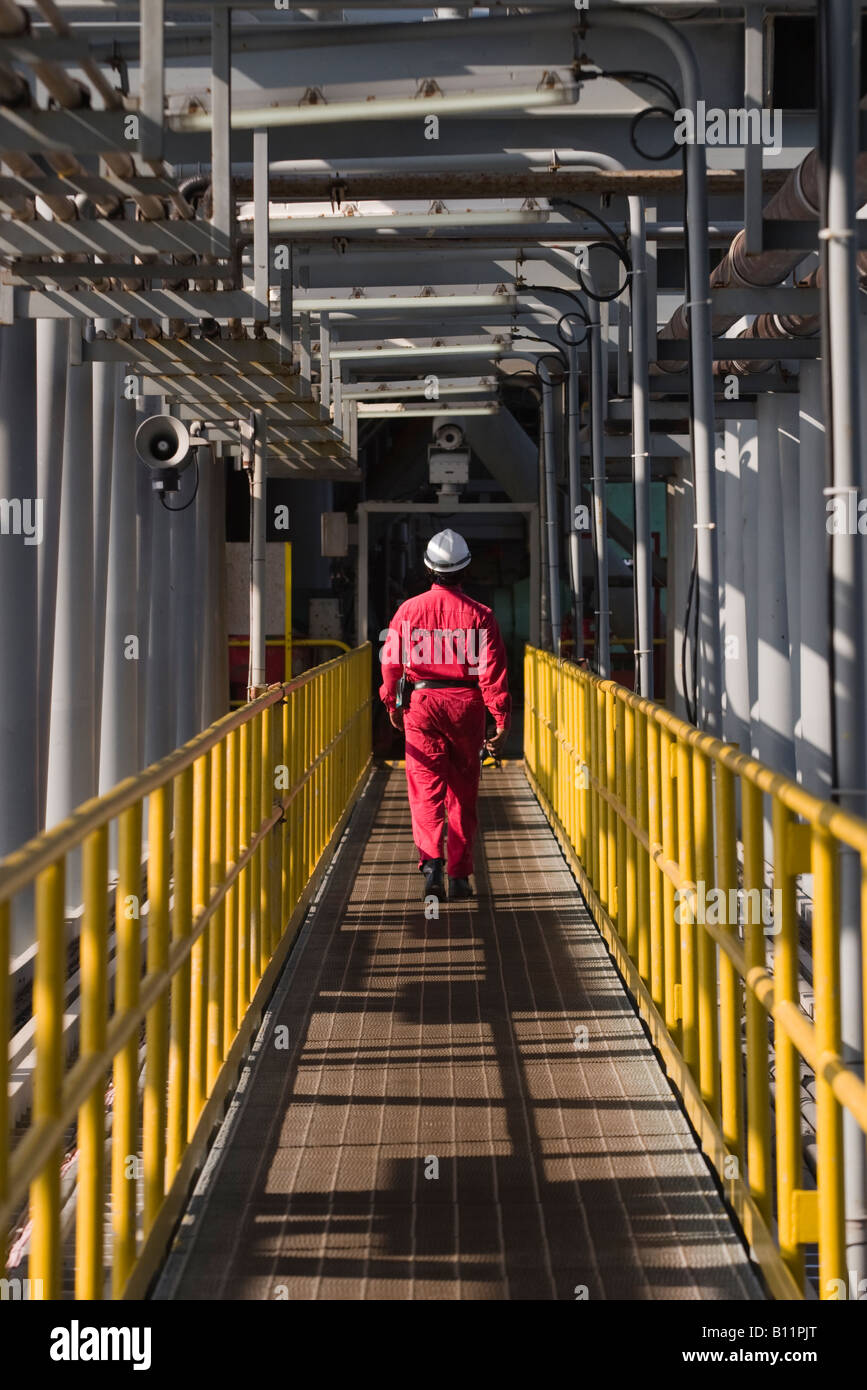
[538,358,562,655]
[586,282,611,679]
[824,0,867,1288]
[566,341,584,660]
[35,320,68,829]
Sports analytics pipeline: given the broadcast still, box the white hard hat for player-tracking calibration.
[424,528,471,574]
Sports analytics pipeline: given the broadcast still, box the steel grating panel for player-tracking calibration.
[156,765,763,1302]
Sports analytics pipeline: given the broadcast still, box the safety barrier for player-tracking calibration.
[524,645,867,1301]
[0,643,372,1300]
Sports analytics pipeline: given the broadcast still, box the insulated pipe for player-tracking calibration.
[46,356,96,841]
[715,255,867,375]
[99,391,140,792]
[659,96,867,354]
[823,0,867,1286]
[0,320,39,861]
[35,318,67,828]
[565,341,584,660]
[248,415,267,696]
[91,339,115,754]
[538,358,562,656]
[586,280,611,680]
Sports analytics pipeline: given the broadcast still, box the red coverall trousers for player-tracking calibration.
[403,686,487,877]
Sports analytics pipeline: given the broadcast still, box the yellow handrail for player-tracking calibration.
[1,643,372,1300]
[524,644,867,1302]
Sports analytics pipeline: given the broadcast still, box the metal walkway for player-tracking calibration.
[156,763,762,1301]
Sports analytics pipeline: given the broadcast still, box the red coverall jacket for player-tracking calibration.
[379,581,511,878]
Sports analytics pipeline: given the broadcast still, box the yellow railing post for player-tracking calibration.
[693,749,720,1121]
[167,766,193,1182]
[224,727,240,1054]
[237,720,251,1020]
[207,738,226,1092]
[660,726,679,1041]
[76,828,108,1299]
[111,802,143,1297]
[30,858,65,1300]
[624,702,638,959]
[676,736,698,1077]
[812,827,846,1294]
[715,762,744,1168]
[772,799,805,1287]
[742,778,772,1224]
[646,713,664,1012]
[189,754,210,1136]
[144,785,171,1237]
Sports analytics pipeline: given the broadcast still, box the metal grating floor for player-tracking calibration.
[156,763,763,1301]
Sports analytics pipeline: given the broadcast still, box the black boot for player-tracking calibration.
[449,877,473,901]
[421,857,444,900]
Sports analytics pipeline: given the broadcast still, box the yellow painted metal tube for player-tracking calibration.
[676,737,698,1077]
[75,828,108,1299]
[259,701,273,972]
[660,726,679,1040]
[237,719,251,1020]
[224,727,240,1054]
[111,802,142,1297]
[188,754,210,1137]
[597,685,608,912]
[624,702,637,958]
[605,689,618,920]
[143,786,170,1237]
[772,799,805,1288]
[742,777,772,1224]
[30,858,65,1300]
[693,749,720,1121]
[207,739,226,1093]
[167,766,192,1183]
[646,714,663,1011]
[0,899,8,1273]
[249,710,263,993]
[812,827,846,1294]
[715,761,744,1166]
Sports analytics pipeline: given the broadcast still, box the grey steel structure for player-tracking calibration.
[0,0,864,1290]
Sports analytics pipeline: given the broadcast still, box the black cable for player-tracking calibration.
[158,453,200,511]
[554,198,632,302]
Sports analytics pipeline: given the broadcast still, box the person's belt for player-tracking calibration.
[412,678,479,690]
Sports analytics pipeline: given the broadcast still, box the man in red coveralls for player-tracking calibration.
[379,528,511,902]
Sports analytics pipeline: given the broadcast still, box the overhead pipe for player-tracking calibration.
[715,254,867,375]
[659,96,867,362]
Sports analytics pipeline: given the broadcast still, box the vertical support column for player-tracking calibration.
[35,320,68,829]
[566,342,583,658]
[135,430,152,767]
[91,343,116,760]
[99,391,140,792]
[823,0,867,1283]
[538,360,561,656]
[755,396,795,777]
[145,476,173,765]
[211,451,228,719]
[210,8,232,265]
[0,320,38,857]
[356,503,368,645]
[743,8,764,255]
[46,350,96,836]
[252,128,269,325]
[720,424,750,752]
[628,196,653,697]
[797,362,832,797]
[248,413,267,696]
[139,0,165,161]
[588,292,610,678]
[169,458,199,747]
[319,312,332,412]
